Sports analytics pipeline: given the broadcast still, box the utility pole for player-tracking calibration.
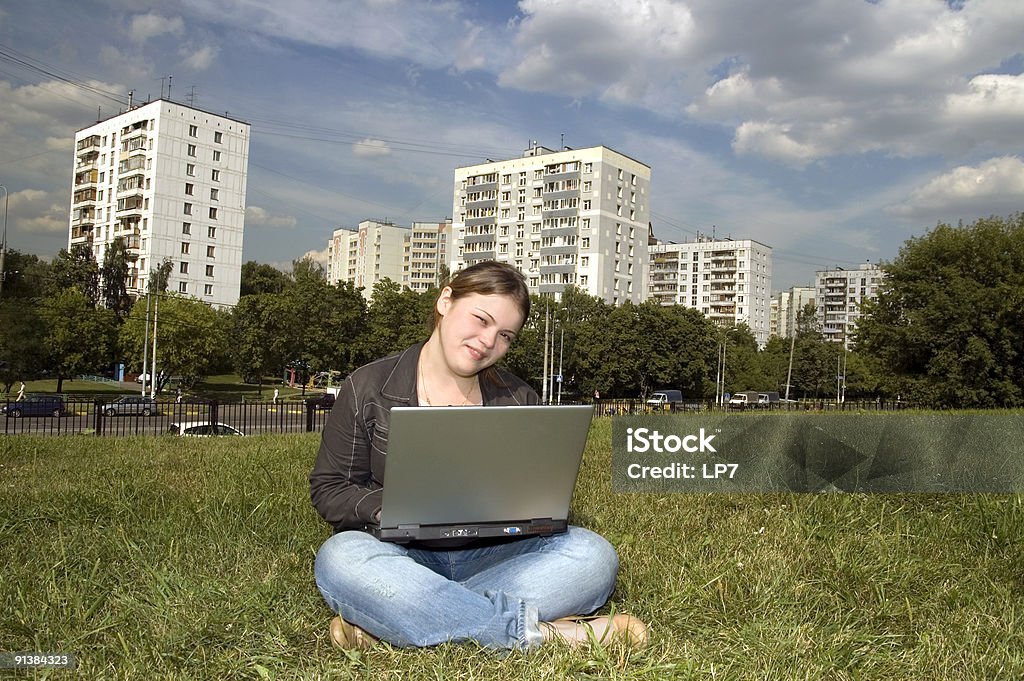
[0,184,8,297]
[542,302,550,404]
[150,291,159,399]
[784,331,796,401]
[557,327,564,405]
[141,287,151,395]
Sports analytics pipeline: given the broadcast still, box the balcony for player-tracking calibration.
[70,225,95,242]
[540,225,577,238]
[74,170,99,187]
[73,188,98,205]
[76,135,101,152]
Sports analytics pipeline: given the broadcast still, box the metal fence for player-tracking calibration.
[592,397,912,417]
[1,398,333,436]
[2,396,914,437]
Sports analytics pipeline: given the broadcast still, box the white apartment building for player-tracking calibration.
[69,99,250,307]
[403,220,453,293]
[771,286,816,338]
[815,262,884,347]
[326,220,407,298]
[452,144,651,305]
[648,235,773,346]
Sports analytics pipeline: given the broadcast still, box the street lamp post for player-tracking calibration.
[0,184,9,297]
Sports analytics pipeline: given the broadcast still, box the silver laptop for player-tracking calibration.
[375,405,594,543]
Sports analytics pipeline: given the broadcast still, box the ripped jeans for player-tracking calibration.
[313,526,619,650]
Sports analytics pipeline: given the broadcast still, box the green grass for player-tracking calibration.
[1,420,1022,679]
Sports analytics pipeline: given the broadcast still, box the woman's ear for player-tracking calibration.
[435,286,454,317]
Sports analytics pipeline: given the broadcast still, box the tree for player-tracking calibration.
[0,249,50,300]
[231,293,292,386]
[120,294,230,392]
[856,214,1024,407]
[364,279,430,359]
[149,258,173,293]
[40,288,117,393]
[101,237,133,318]
[281,275,368,379]
[574,301,718,398]
[0,299,47,392]
[240,261,292,296]
[49,244,99,306]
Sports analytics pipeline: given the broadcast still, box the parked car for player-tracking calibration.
[103,395,159,416]
[134,373,152,384]
[306,393,336,411]
[167,421,245,437]
[728,391,763,408]
[2,395,65,418]
[646,389,684,411]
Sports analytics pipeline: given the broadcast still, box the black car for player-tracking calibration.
[1,395,65,418]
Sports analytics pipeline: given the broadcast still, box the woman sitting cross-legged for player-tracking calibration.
[310,260,647,651]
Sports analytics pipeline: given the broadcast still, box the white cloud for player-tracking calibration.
[499,0,696,106]
[181,45,219,71]
[352,138,392,157]
[129,13,185,43]
[180,0,471,69]
[301,247,329,266]
[732,122,824,166]
[888,156,1024,220]
[246,206,298,229]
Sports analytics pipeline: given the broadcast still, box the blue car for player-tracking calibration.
[2,395,65,418]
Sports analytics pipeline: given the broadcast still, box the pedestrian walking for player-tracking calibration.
[16,382,26,401]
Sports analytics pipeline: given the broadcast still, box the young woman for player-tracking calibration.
[310,261,647,651]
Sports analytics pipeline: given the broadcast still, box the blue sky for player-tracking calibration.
[1,0,1022,290]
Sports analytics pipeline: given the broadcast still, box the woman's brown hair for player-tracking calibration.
[431,261,531,331]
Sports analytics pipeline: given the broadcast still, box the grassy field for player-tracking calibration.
[1,419,1022,679]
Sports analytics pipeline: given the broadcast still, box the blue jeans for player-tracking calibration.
[314,526,619,650]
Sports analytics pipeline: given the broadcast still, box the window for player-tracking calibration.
[180,262,189,274]
[211,169,220,182]
[209,207,218,219]
[186,163,196,176]
[179,282,188,293]
[182,222,191,235]
[187,144,197,157]
[181,242,190,254]
[204,284,213,296]
[205,265,214,277]
[212,150,221,162]
[210,188,218,201]
[185,183,194,195]
[207,226,217,238]
[188,124,198,137]
[206,246,215,258]
[214,131,223,143]
[183,202,192,215]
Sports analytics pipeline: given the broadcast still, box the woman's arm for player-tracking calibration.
[309,377,383,531]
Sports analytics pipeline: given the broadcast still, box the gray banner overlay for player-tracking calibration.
[612,413,1024,493]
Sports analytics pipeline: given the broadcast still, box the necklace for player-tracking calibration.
[418,361,479,406]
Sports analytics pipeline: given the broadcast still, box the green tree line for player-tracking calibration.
[3,214,1022,406]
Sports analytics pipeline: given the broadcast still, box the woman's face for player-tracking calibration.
[434,289,525,377]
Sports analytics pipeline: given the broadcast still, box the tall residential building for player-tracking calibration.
[771,286,816,338]
[326,220,407,298]
[648,235,774,346]
[814,262,884,347]
[403,220,453,293]
[69,99,250,307]
[452,144,651,305]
